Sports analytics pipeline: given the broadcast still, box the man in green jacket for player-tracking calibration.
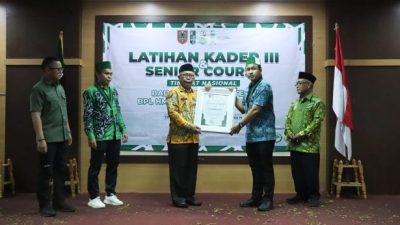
[83,61,128,208]
[284,72,326,207]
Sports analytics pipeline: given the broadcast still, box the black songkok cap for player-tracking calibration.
[179,63,194,73]
[298,72,316,83]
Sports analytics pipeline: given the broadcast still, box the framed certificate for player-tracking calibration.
[194,87,236,133]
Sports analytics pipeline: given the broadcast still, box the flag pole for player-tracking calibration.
[333,22,351,164]
[336,22,349,169]
[335,22,348,163]
[58,30,64,66]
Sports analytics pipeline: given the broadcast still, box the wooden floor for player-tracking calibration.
[1,193,400,225]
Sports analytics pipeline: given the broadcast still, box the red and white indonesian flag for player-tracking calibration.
[332,24,353,160]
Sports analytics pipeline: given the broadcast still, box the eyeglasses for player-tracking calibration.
[49,67,64,72]
[295,81,309,86]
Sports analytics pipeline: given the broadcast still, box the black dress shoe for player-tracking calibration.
[53,202,76,212]
[286,195,306,205]
[257,200,273,211]
[306,197,320,207]
[239,198,261,207]
[186,198,202,206]
[172,200,188,208]
[39,205,56,217]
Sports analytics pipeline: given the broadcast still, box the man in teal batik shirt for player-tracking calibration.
[83,61,128,209]
[285,72,326,207]
[230,56,276,212]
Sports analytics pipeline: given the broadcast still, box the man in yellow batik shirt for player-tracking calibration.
[166,63,202,208]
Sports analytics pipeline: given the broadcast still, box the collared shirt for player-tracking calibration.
[83,84,127,141]
[243,79,276,143]
[166,85,199,144]
[284,93,326,153]
[30,78,70,143]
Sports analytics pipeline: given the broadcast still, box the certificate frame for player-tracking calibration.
[194,87,236,133]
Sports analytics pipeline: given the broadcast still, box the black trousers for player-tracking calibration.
[167,143,199,202]
[246,140,275,201]
[290,151,320,200]
[87,140,121,199]
[37,141,68,208]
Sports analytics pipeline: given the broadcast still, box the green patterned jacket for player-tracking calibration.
[83,84,127,141]
[284,93,326,153]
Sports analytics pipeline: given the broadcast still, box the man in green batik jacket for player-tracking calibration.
[83,61,128,209]
[284,72,326,207]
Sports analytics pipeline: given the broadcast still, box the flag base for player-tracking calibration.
[330,158,367,199]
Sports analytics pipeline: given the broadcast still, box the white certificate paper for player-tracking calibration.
[194,87,236,133]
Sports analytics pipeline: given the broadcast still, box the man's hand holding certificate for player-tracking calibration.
[194,87,236,133]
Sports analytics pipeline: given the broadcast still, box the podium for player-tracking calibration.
[330,158,367,199]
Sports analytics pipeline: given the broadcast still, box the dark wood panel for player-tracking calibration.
[326,1,400,59]
[5,66,80,192]
[326,1,400,194]
[6,0,81,58]
[326,67,400,194]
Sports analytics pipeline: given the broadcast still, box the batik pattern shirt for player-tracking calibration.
[166,85,199,144]
[243,79,276,143]
[83,84,127,141]
[284,93,326,153]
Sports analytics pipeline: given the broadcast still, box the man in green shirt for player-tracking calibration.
[83,61,128,209]
[284,72,326,207]
[30,56,75,217]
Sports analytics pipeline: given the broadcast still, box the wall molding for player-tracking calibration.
[325,59,400,67]
[5,58,82,66]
